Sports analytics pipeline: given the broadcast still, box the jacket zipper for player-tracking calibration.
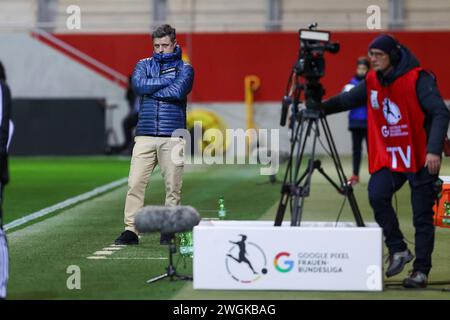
[156,101,160,135]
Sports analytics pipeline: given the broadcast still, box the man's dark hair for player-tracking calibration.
[152,24,176,43]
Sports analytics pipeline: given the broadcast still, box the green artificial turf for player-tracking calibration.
[6,162,281,299]
[3,156,131,224]
[4,156,450,299]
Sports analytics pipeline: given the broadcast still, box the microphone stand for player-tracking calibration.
[146,235,193,284]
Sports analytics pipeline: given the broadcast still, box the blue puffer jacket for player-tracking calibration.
[345,76,367,129]
[132,46,194,136]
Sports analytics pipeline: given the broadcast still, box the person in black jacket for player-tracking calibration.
[322,34,450,288]
[120,75,139,155]
[0,60,11,300]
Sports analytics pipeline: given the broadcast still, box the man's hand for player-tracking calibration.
[425,153,441,175]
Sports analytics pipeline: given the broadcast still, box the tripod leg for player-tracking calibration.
[291,188,307,226]
[275,192,289,226]
[276,114,322,227]
[275,146,297,226]
[147,241,194,284]
[297,196,307,226]
[290,118,320,226]
[290,119,314,226]
[293,115,312,181]
[346,188,365,227]
[320,117,347,185]
[175,275,193,281]
[274,116,304,226]
[320,116,365,227]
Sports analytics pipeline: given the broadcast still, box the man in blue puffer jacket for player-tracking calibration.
[115,24,194,245]
[343,57,370,186]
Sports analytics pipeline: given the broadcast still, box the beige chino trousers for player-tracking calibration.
[123,136,185,234]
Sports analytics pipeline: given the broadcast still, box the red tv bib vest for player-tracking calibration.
[365,67,427,174]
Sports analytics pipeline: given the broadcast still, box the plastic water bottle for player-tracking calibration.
[178,232,193,258]
[178,232,188,255]
[218,196,227,220]
[185,231,194,258]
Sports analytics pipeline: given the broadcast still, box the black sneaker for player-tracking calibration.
[385,249,414,277]
[402,271,428,288]
[160,233,174,245]
[115,230,139,245]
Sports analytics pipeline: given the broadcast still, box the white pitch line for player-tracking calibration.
[4,177,128,231]
[85,242,167,260]
[87,256,107,260]
[94,251,115,255]
[86,243,126,259]
[104,257,168,260]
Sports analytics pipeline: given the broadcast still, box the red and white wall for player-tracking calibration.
[1,31,449,153]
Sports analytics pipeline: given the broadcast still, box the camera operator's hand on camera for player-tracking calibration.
[425,153,441,175]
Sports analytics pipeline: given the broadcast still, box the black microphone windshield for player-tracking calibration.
[135,206,201,234]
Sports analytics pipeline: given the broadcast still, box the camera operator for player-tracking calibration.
[322,34,450,288]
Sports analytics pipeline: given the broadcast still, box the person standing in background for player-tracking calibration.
[344,57,370,185]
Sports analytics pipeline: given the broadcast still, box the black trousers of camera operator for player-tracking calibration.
[368,167,438,275]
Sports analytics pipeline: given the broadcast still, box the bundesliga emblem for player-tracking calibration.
[225,234,268,283]
[382,98,402,125]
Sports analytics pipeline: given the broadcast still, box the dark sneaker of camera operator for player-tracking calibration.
[321,34,450,288]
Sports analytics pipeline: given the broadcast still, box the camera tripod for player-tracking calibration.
[274,80,365,227]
